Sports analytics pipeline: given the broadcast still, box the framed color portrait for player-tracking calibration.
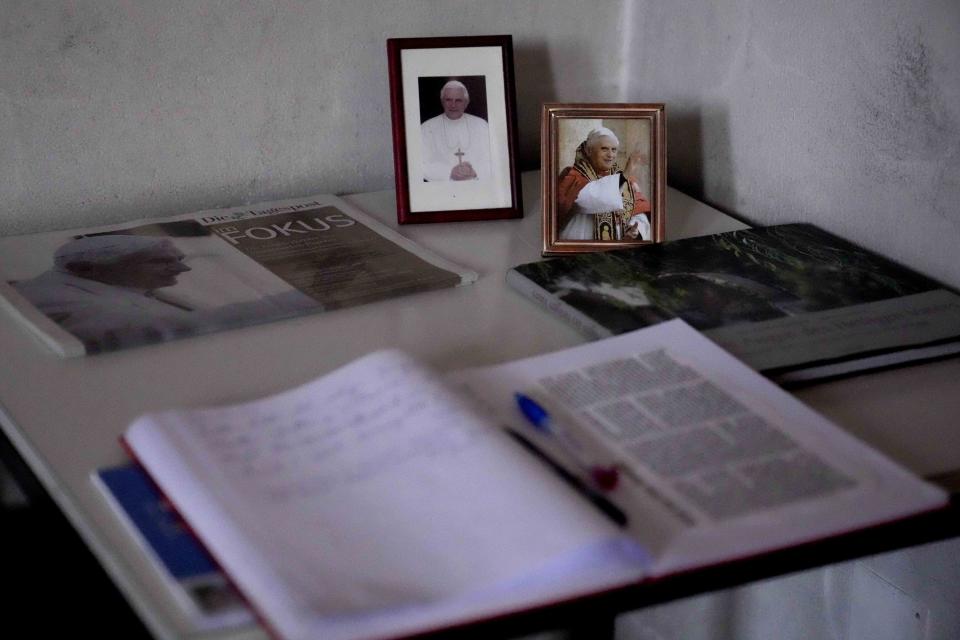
[541,104,666,255]
[387,36,523,224]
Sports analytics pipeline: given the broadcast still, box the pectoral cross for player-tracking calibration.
[454,147,465,165]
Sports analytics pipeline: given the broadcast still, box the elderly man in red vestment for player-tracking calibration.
[557,127,651,241]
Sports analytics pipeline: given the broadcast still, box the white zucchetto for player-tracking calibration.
[54,235,172,269]
[585,127,620,149]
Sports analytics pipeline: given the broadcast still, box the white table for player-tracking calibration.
[1,172,958,639]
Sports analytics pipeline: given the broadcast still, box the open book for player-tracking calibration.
[121,320,946,640]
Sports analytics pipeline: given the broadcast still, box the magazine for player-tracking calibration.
[0,194,476,356]
[508,224,960,384]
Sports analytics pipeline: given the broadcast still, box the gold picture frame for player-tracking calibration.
[541,103,666,255]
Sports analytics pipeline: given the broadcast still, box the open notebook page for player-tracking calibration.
[125,349,636,640]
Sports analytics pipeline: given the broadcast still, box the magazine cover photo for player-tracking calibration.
[0,197,471,355]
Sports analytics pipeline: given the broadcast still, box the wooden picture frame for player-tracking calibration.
[387,35,523,224]
[541,103,666,255]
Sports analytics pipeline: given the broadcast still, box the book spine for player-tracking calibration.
[505,269,613,340]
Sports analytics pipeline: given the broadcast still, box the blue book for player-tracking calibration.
[93,463,253,631]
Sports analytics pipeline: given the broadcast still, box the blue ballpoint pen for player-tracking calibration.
[514,392,620,491]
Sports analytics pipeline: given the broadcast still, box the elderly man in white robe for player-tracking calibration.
[13,235,198,351]
[14,235,318,353]
[420,80,492,182]
[557,127,652,242]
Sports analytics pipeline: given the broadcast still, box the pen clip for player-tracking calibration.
[514,392,620,491]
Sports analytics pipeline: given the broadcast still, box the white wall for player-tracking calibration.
[624,0,960,288]
[0,0,626,236]
[619,2,960,638]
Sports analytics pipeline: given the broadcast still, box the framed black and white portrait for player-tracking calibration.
[388,36,522,224]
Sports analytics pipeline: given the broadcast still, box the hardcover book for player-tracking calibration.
[508,224,960,384]
[119,320,945,640]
